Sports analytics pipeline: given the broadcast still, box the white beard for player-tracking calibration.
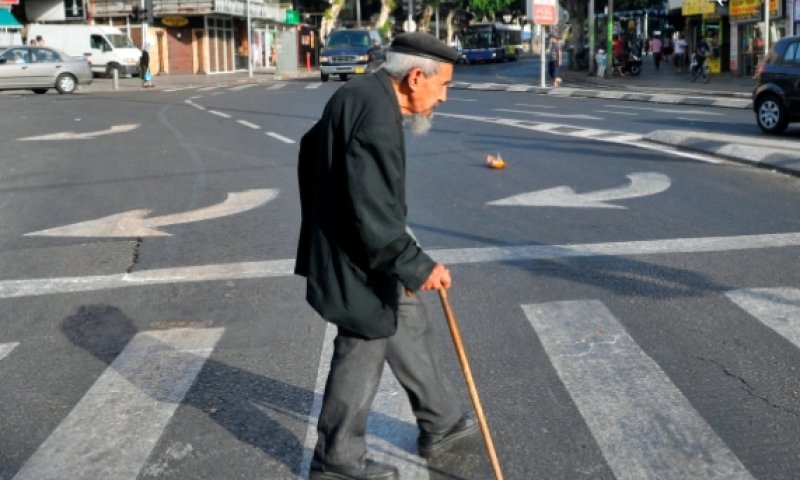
[409,113,433,135]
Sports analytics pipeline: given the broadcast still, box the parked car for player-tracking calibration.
[753,35,800,134]
[0,46,93,94]
[319,29,385,82]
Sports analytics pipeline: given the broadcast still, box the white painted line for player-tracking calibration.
[305,83,323,89]
[236,119,261,130]
[523,300,754,480]
[568,128,609,138]
[514,103,556,109]
[300,325,429,479]
[265,131,296,144]
[602,104,723,116]
[595,110,639,116]
[494,109,601,120]
[191,103,206,111]
[210,91,223,96]
[0,342,19,361]
[208,110,231,119]
[726,288,800,347]
[229,84,256,91]
[198,86,219,91]
[13,327,224,480]
[190,95,203,99]
[1,232,799,299]
[266,84,287,90]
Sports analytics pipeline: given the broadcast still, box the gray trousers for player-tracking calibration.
[314,285,462,467]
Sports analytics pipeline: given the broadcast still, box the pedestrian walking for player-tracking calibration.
[140,44,153,87]
[650,36,663,70]
[547,34,562,86]
[674,33,688,72]
[296,31,480,480]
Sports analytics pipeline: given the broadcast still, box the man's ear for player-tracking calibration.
[405,68,424,91]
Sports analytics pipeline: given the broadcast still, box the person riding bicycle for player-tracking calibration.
[694,37,710,73]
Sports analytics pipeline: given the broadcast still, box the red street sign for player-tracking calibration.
[532,0,557,25]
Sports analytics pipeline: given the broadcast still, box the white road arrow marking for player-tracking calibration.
[488,172,671,209]
[17,124,140,141]
[26,189,278,237]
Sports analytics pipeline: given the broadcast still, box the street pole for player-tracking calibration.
[607,0,613,62]
[247,0,253,78]
[357,0,361,28]
[140,0,147,50]
[540,27,545,87]
[764,0,770,56]
[589,0,595,75]
[408,0,413,31]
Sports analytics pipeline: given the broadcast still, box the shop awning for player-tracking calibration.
[0,9,22,29]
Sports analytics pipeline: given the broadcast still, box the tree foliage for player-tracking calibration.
[466,0,516,21]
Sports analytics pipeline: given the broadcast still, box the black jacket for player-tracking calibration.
[295,70,436,338]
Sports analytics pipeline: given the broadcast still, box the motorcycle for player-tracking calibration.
[612,52,642,77]
[623,52,642,76]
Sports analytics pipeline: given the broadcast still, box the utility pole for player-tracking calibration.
[589,0,594,74]
[247,0,252,77]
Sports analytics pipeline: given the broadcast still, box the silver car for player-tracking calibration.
[0,45,93,94]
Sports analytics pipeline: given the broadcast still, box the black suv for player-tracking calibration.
[753,35,800,134]
[319,29,385,82]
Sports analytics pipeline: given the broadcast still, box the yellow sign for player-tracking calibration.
[683,0,715,15]
[161,16,189,27]
[730,0,778,20]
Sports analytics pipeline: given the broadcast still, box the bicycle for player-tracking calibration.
[689,53,710,84]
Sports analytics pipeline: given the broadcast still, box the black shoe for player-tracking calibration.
[310,459,398,480]
[417,413,480,458]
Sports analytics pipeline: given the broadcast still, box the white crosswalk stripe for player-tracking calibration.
[726,287,800,348]
[12,327,224,480]
[0,341,19,361]
[522,300,755,480]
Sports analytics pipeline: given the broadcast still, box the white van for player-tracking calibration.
[26,25,141,77]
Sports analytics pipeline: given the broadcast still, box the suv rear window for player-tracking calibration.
[781,41,799,66]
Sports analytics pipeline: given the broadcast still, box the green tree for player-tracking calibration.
[467,0,515,21]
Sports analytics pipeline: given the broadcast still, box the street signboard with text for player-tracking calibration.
[532,0,557,25]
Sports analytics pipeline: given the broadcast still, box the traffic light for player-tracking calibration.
[129,5,142,22]
[129,4,153,23]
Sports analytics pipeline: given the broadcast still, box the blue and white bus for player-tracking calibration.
[462,22,524,63]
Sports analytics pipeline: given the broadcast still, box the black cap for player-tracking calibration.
[390,32,459,63]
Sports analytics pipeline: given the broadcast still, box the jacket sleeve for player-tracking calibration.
[344,107,435,291]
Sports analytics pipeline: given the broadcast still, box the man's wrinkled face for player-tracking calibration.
[407,62,454,134]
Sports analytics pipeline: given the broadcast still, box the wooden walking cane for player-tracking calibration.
[438,288,504,480]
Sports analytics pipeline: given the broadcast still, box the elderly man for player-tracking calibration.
[296,32,479,480]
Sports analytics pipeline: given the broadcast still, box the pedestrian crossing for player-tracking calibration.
[3,288,800,478]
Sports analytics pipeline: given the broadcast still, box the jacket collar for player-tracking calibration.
[375,69,402,123]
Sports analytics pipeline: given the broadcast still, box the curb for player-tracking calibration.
[644,130,800,176]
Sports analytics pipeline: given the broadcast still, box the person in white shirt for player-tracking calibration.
[674,33,688,72]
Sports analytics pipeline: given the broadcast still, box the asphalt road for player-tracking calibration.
[1,73,800,480]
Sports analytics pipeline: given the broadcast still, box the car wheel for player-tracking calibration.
[321,73,329,82]
[55,74,77,94]
[339,74,349,81]
[32,89,48,94]
[756,94,788,134]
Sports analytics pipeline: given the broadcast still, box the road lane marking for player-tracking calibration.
[198,86,219,91]
[602,104,723,116]
[488,172,670,209]
[494,109,601,120]
[301,324,429,479]
[523,300,754,480]
[266,84,287,90]
[236,119,261,130]
[595,109,639,116]
[513,103,556,109]
[265,131,296,144]
[726,288,800,348]
[305,83,322,89]
[12,327,224,480]
[1,232,800,299]
[229,84,256,91]
[17,124,140,142]
[26,189,279,237]
[0,342,19,361]
[208,110,231,119]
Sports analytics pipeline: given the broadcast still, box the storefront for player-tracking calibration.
[730,0,788,76]
[683,0,728,73]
